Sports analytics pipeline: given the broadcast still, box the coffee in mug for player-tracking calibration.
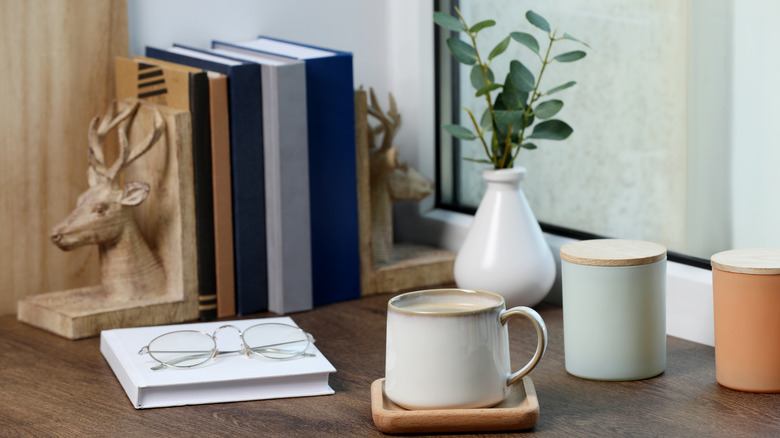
[384,289,547,410]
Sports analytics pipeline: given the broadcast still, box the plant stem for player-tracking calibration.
[455,6,500,167]
[508,30,556,168]
[463,107,493,163]
[499,124,513,168]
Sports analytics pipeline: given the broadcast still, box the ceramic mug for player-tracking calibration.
[384,289,547,410]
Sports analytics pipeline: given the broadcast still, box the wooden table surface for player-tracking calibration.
[1,293,778,436]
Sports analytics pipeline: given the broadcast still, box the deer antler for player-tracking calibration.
[367,88,401,152]
[87,101,165,186]
[88,101,140,178]
[107,107,165,181]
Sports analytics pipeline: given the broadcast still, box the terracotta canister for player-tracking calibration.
[711,248,780,393]
[561,239,667,380]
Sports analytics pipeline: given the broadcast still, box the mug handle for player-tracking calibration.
[500,306,548,386]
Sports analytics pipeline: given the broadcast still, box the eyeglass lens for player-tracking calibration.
[243,323,310,359]
[147,330,216,368]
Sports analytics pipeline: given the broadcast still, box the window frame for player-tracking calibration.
[432,0,711,270]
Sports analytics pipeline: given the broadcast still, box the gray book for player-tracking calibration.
[211,43,312,314]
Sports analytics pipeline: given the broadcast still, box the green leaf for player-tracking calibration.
[563,33,591,48]
[470,65,495,90]
[522,142,538,150]
[470,19,496,34]
[488,36,511,60]
[475,83,502,97]
[494,92,530,131]
[494,110,524,127]
[528,120,573,140]
[494,92,507,110]
[433,12,466,32]
[523,113,534,130]
[534,100,563,119]
[498,83,529,112]
[554,50,587,63]
[526,10,551,33]
[480,108,492,129]
[444,124,477,140]
[509,60,535,92]
[446,37,477,65]
[493,109,533,138]
[546,81,576,95]
[510,32,539,54]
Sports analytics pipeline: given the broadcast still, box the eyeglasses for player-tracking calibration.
[138,322,316,370]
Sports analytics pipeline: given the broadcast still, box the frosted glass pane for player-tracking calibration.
[450,0,689,252]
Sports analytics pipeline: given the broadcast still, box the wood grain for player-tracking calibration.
[355,90,374,296]
[355,90,454,296]
[711,248,780,275]
[1,297,778,436]
[17,103,199,339]
[560,239,667,267]
[371,243,455,294]
[0,0,128,315]
[371,377,539,434]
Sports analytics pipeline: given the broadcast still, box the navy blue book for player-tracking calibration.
[213,37,360,307]
[145,45,268,315]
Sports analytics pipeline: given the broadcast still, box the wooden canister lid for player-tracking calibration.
[560,239,667,267]
[711,248,780,275]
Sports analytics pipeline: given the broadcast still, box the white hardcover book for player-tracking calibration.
[210,42,313,315]
[100,317,335,409]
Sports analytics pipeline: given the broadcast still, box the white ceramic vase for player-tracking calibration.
[453,167,555,307]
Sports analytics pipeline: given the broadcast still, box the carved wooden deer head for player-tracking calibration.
[367,88,434,264]
[50,100,167,300]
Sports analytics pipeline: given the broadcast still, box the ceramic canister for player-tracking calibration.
[711,248,780,393]
[560,239,667,381]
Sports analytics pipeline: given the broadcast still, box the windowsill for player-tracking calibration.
[395,204,715,347]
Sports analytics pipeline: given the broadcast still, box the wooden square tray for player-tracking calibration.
[371,377,539,434]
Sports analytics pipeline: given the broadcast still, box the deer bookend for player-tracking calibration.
[50,100,167,301]
[367,88,434,264]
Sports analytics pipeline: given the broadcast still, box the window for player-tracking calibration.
[434,0,780,263]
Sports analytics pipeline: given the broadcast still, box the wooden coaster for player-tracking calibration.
[371,377,539,434]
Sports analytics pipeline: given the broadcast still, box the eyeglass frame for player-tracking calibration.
[138,322,316,371]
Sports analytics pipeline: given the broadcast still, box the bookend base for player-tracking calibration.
[18,286,197,340]
[367,243,455,295]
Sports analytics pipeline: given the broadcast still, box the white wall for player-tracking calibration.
[127,0,435,190]
[129,0,387,121]
[731,0,780,249]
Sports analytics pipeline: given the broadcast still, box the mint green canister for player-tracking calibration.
[561,239,667,381]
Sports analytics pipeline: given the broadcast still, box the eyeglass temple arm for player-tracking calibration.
[138,347,221,371]
[247,335,316,356]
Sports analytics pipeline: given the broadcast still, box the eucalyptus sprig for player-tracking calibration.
[434,8,588,169]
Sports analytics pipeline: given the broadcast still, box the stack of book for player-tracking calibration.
[120,36,361,318]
